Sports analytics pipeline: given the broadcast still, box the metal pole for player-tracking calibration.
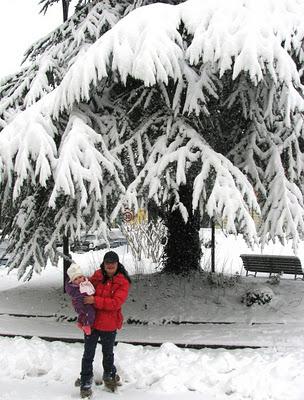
[211,217,215,273]
[62,0,69,22]
[61,4,70,293]
[63,235,70,293]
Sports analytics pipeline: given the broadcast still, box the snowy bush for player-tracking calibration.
[206,272,241,288]
[267,273,282,286]
[121,220,167,266]
[242,286,274,307]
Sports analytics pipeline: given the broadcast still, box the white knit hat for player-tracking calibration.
[67,263,83,282]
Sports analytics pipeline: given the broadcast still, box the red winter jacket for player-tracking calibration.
[89,269,130,331]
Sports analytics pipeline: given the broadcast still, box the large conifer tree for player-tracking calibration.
[1,0,304,278]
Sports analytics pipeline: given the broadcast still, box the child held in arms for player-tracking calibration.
[65,263,96,335]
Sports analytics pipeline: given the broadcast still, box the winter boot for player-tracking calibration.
[80,377,93,399]
[103,375,120,392]
[80,389,93,399]
[80,387,92,399]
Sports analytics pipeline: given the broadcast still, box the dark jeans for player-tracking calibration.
[81,329,117,386]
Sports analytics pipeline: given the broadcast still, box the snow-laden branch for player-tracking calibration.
[181,62,219,115]
[47,0,304,115]
[123,119,259,244]
[1,0,303,200]
[261,146,304,250]
[0,103,57,198]
[7,195,49,278]
[49,108,125,208]
[229,113,304,249]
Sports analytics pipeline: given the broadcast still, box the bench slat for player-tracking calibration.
[245,268,303,273]
[244,266,302,268]
[241,258,300,263]
[243,263,302,269]
[242,262,302,268]
[241,260,301,265]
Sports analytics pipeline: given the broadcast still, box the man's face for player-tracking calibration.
[104,261,118,277]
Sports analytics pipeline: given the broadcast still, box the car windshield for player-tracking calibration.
[84,235,96,240]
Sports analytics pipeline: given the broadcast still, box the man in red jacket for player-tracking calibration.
[79,251,131,398]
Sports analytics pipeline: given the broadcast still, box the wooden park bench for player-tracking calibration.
[240,254,304,280]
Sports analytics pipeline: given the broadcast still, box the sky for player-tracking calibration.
[0,0,70,79]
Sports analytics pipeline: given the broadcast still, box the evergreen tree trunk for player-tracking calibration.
[163,184,201,275]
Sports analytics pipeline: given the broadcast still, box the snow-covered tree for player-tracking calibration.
[1,0,304,278]
[0,0,180,278]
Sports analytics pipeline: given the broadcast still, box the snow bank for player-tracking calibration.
[0,337,303,400]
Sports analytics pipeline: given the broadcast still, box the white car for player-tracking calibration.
[81,234,108,250]
[70,234,107,252]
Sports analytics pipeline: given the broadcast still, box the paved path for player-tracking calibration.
[0,314,303,349]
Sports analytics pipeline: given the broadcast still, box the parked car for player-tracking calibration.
[70,234,107,253]
[82,234,108,250]
[109,237,128,248]
[108,228,128,248]
[70,230,128,253]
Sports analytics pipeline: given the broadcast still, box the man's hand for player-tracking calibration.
[84,295,95,304]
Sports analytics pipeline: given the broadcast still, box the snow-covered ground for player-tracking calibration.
[1,336,304,400]
[1,230,304,399]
